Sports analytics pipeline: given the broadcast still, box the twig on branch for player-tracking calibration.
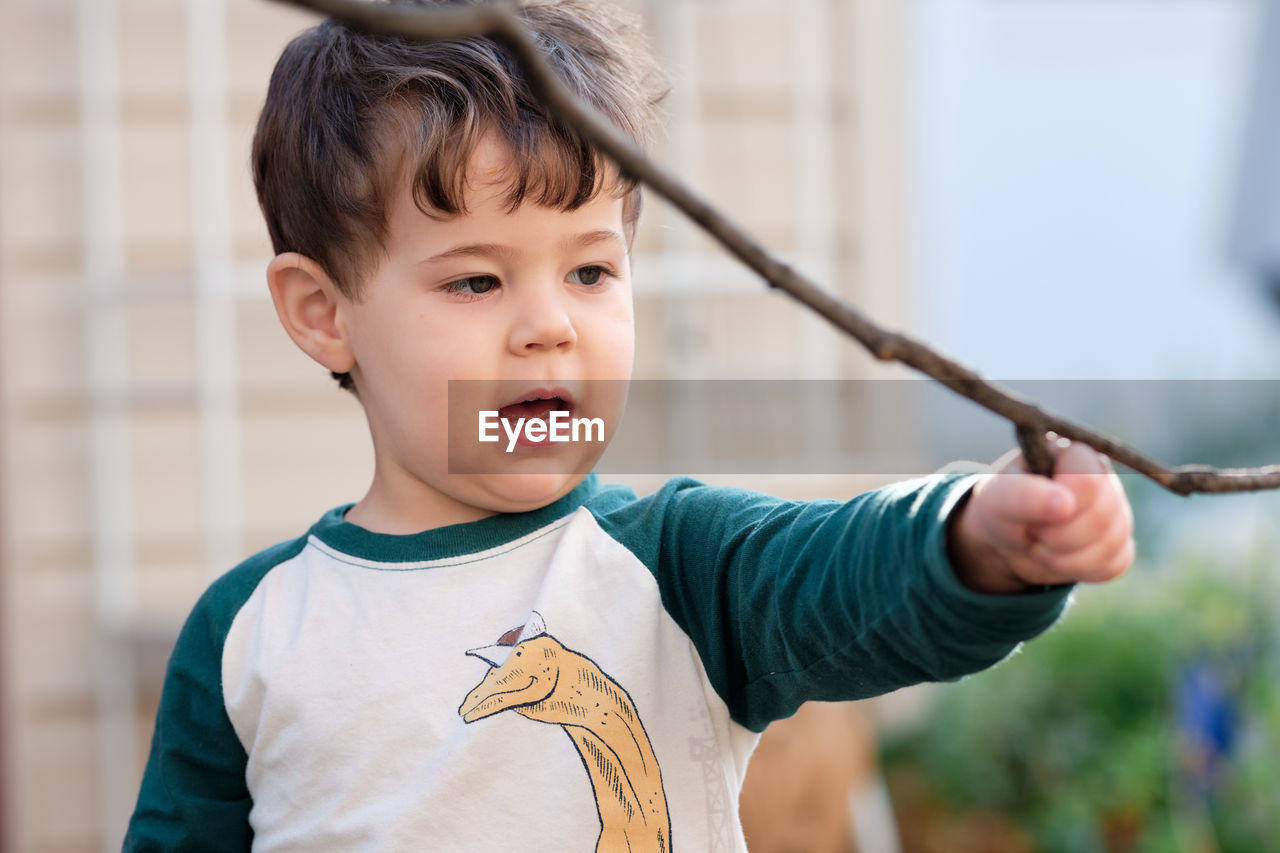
[269,0,1280,496]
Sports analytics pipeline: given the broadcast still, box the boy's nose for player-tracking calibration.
[507,295,578,354]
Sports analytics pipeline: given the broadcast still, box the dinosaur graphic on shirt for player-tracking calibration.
[459,612,672,852]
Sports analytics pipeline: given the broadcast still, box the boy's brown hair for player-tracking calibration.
[251,0,666,389]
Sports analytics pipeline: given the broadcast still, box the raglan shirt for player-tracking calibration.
[125,471,1071,852]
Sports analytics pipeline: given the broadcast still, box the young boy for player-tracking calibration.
[125,1,1134,850]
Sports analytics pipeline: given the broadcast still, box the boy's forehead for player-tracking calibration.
[460,133,626,207]
[387,132,628,246]
[466,133,517,191]
[382,186,627,268]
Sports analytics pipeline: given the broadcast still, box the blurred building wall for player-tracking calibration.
[0,0,913,850]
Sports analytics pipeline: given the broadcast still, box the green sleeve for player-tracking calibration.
[123,538,305,852]
[591,472,1072,732]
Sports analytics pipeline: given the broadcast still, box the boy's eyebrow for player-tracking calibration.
[565,228,629,255]
[421,229,628,265]
[422,242,516,265]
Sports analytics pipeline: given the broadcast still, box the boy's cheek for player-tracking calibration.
[592,316,636,377]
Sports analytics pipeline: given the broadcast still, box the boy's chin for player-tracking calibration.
[449,441,607,513]
[463,468,590,514]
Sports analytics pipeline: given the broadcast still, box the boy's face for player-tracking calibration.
[340,134,635,529]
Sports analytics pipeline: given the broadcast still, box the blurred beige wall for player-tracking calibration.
[0,0,913,849]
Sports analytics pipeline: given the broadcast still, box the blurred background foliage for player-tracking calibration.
[881,527,1280,853]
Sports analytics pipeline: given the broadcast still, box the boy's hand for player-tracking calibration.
[947,437,1135,594]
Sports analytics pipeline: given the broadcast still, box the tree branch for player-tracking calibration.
[268,0,1280,496]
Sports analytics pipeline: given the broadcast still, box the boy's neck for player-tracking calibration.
[343,468,498,535]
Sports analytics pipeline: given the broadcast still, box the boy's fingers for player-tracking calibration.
[1029,508,1135,582]
[982,468,1076,525]
[1044,491,1130,556]
[974,438,1134,585]
[1031,473,1129,552]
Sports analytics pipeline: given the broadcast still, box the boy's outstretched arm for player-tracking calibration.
[594,461,1100,732]
[948,438,1135,595]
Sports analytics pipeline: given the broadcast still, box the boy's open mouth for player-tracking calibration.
[496,386,576,425]
[498,397,572,422]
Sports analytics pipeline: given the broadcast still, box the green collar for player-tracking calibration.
[307,474,601,564]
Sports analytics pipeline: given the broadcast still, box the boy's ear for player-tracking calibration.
[266,253,356,377]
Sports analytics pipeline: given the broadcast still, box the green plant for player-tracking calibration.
[881,549,1280,853]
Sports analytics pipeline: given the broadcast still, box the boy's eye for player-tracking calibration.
[568,265,611,286]
[446,275,499,296]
